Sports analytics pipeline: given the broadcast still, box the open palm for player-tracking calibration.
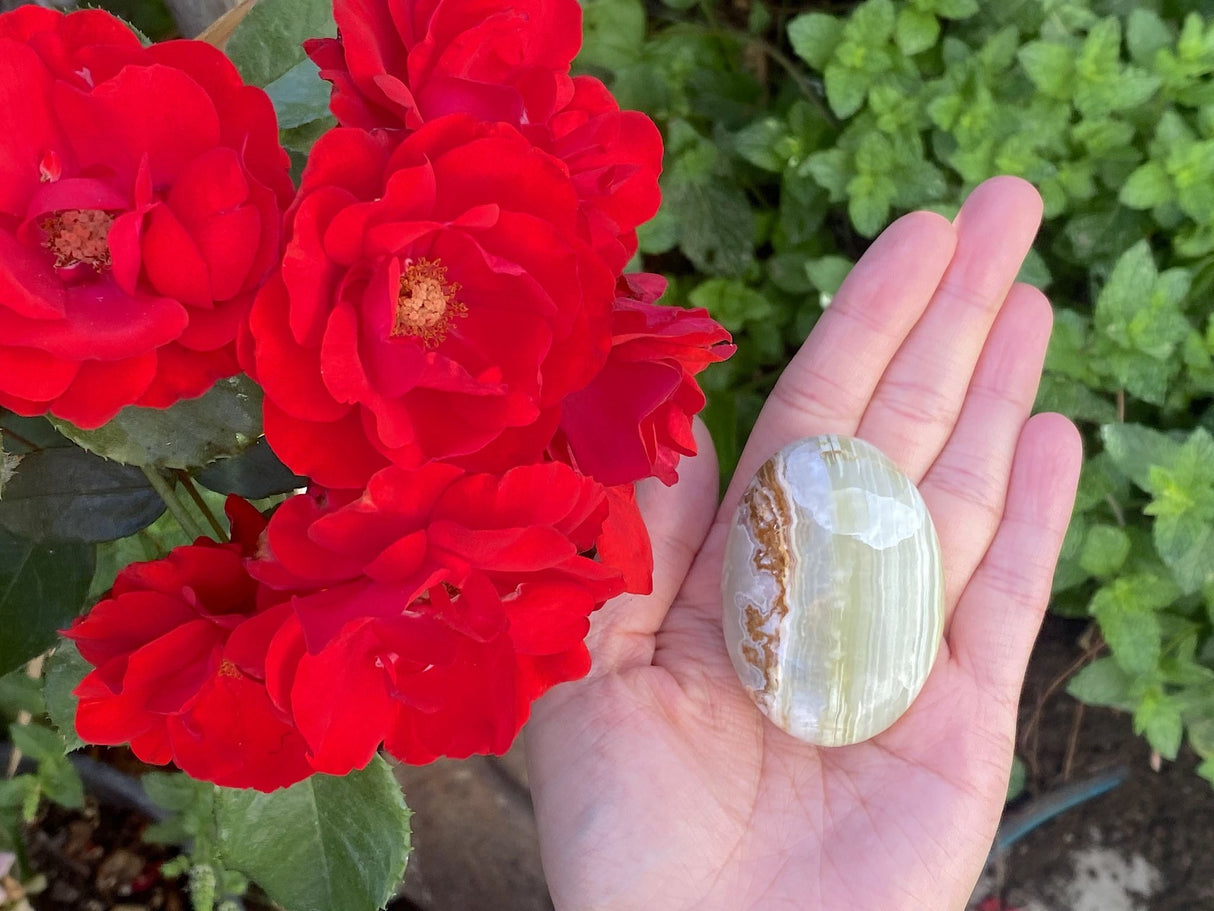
[526,177,1082,911]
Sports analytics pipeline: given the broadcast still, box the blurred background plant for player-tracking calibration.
[568,0,1214,785]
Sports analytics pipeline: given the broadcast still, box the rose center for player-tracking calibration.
[41,208,114,271]
[392,258,467,347]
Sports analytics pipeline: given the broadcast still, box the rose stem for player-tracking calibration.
[140,466,207,541]
[175,471,229,544]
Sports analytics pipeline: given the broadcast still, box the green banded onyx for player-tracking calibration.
[721,436,944,746]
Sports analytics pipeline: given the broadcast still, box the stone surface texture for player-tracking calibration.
[392,738,553,911]
[721,435,944,746]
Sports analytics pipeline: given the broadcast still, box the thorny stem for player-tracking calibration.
[175,471,229,543]
[140,466,207,542]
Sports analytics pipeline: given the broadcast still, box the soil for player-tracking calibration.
[22,795,188,911]
[976,614,1214,911]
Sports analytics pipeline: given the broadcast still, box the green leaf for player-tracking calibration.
[767,253,816,295]
[804,149,851,199]
[1143,429,1214,593]
[195,439,306,501]
[223,0,336,89]
[1120,161,1175,209]
[1101,422,1179,491]
[0,529,93,677]
[0,448,164,544]
[9,723,83,809]
[848,0,896,47]
[1005,755,1026,803]
[1089,576,1166,675]
[142,772,218,847]
[1126,9,1173,65]
[1067,656,1134,709]
[216,756,411,911]
[39,758,85,811]
[1096,242,1158,335]
[8,722,62,763]
[732,118,791,173]
[1079,524,1131,577]
[805,256,854,298]
[701,385,739,492]
[1036,372,1117,424]
[824,61,869,118]
[578,0,646,71]
[637,204,678,255]
[1016,247,1052,290]
[43,642,89,752]
[846,172,895,237]
[0,668,44,721]
[687,280,773,333]
[1198,758,1214,787]
[1018,41,1075,99]
[0,413,71,456]
[0,435,18,499]
[1134,689,1183,760]
[52,376,264,471]
[932,0,979,18]
[265,59,332,131]
[666,181,755,277]
[895,7,939,56]
[787,12,845,70]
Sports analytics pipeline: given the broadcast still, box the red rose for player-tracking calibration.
[243,118,616,488]
[306,0,583,131]
[252,461,624,770]
[307,0,661,271]
[552,274,735,487]
[66,498,315,792]
[0,7,292,428]
[526,76,663,272]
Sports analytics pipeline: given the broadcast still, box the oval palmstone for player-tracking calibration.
[721,435,944,746]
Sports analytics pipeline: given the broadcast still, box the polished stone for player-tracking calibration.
[721,435,944,746]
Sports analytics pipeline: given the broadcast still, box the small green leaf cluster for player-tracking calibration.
[579,0,1214,780]
[0,673,82,883]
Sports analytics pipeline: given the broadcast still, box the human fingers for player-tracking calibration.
[718,209,958,510]
[947,412,1082,705]
[918,283,1054,619]
[584,419,721,674]
[855,176,1044,481]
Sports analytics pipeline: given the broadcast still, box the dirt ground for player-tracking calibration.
[972,615,1214,911]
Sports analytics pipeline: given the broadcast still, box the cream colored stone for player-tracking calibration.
[721,435,944,746]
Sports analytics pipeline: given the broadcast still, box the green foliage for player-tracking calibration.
[223,0,336,89]
[215,757,412,911]
[578,0,1214,780]
[7,723,83,812]
[52,376,264,471]
[0,530,94,677]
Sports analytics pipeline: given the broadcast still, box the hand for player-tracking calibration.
[525,176,1082,911]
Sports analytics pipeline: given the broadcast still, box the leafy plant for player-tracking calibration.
[579,0,1214,782]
